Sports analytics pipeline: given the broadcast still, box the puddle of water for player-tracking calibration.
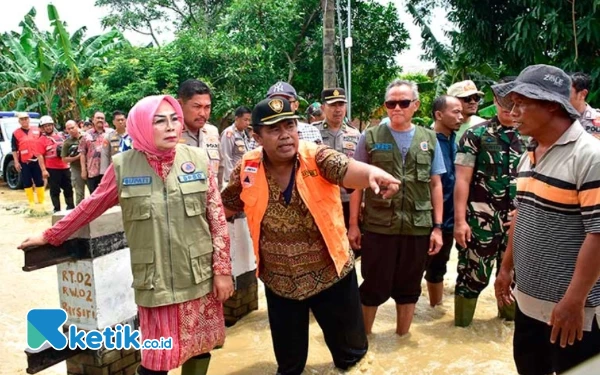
[0,183,516,375]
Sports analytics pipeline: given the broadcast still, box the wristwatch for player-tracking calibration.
[432,223,443,229]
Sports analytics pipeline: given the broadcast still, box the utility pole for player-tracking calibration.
[322,0,337,88]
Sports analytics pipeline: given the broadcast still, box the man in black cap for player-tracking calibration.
[220,97,401,375]
[313,88,361,229]
[266,81,322,144]
[494,64,600,375]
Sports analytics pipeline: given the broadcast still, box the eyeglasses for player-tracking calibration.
[460,95,481,103]
[494,94,514,110]
[384,99,416,109]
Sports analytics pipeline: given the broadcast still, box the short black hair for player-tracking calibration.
[235,106,251,118]
[113,110,126,118]
[570,72,591,93]
[177,79,212,102]
[431,95,452,119]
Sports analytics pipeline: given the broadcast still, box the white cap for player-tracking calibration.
[40,115,54,125]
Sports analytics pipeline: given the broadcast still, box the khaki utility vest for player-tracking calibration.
[362,125,436,236]
[113,144,214,307]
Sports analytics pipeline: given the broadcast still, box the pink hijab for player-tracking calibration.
[127,95,184,179]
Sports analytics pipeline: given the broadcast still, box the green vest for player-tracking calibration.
[113,144,214,307]
[362,125,437,236]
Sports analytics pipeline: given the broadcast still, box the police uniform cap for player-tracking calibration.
[321,88,347,104]
[252,97,300,126]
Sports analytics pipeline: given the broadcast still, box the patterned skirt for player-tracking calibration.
[138,294,225,371]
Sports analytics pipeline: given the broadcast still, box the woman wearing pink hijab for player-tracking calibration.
[20,95,233,375]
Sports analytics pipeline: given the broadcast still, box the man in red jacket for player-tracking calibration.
[38,115,74,212]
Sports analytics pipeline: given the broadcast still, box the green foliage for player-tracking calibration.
[0,4,128,125]
[408,0,600,107]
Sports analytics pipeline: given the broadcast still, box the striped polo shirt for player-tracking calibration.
[513,121,600,330]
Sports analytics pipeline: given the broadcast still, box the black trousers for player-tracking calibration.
[48,168,74,212]
[86,175,103,194]
[20,160,44,188]
[424,231,454,283]
[265,269,368,375]
[514,304,600,375]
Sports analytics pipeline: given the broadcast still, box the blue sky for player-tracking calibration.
[1,0,449,72]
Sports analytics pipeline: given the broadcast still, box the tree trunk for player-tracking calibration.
[322,0,336,88]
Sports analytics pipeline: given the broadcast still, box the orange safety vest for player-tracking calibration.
[240,141,350,276]
[13,126,41,163]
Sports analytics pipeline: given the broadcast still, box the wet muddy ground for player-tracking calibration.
[0,183,516,375]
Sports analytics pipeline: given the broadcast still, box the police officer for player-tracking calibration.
[177,79,223,187]
[11,112,47,208]
[453,76,525,327]
[220,106,252,184]
[38,115,74,212]
[313,88,361,228]
[569,72,600,138]
[100,110,130,175]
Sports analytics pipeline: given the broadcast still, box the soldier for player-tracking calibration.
[425,95,463,307]
[313,88,361,229]
[453,76,525,327]
[349,79,445,336]
[177,79,223,187]
[448,80,487,143]
[38,115,74,212]
[266,81,323,144]
[220,106,252,185]
[569,72,600,138]
[100,110,130,175]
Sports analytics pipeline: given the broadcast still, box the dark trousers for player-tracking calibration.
[48,168,74,212]
[20,160,44,188]
[360,232,430,305]
[265,269,368,375]
[86,175,103,194]
[425,231,454,283]
[514,305,600,375]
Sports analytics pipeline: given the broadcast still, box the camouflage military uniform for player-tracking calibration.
[454,116,524,299]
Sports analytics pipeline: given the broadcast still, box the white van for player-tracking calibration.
[0,112,41,189]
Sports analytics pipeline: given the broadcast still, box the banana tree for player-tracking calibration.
[0,4,129,124]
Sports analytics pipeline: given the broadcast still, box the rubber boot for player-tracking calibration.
[24,187,35,208]
[498,301,516,321]
[181,353,211,375]
[36,186,45,204]
[454,295,478,327]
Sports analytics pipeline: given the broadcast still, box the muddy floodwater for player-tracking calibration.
[0,183,516,375]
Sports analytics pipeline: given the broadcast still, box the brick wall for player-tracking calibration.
[66,348,140,375]
[223,270,258,326]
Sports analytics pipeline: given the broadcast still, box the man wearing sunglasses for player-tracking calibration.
[313,88,361,230]
[453,76,525,327]
[349,79,445,336]
[448,80,487,144]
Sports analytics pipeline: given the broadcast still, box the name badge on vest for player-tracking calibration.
[123,176,152,186]
[373,143,393,151]
[178,172,206,183]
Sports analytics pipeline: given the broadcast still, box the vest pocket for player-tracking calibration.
[130,249,155,290]
[416,153,432,182]
[189,241,213,285]
[180,182,207,217]
[371,152,393,169]
[413,200,433,227]
[121,187,152,221]
[367,198,394,226]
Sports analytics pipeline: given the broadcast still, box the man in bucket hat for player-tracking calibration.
[220,97,401,375]
[494,64,600,375]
